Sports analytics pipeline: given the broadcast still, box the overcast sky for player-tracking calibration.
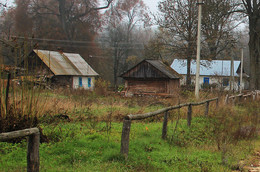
[143,0,161,14]
[0,0,162,13]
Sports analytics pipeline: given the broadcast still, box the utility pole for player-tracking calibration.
[230,56,234,92]
[240,48,244,93]
[195,0,203,99]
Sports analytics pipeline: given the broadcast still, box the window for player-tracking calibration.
[204,77,209,85]
[223,78,229,86]
[79,77,82,87]
[88,78,91,87]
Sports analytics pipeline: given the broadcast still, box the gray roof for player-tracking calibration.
[146,60,180,79]
[171,59,241,77]
[33,49,99,76]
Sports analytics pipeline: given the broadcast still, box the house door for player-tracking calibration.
[79,77,82,87]
[88,78,91,88]
[204,77,209,84]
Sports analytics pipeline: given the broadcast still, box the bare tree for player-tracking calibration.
[29,0,113,40]
[157,0,198,85]
[157,0,239,86]
[241,0,260,90]
[103,0,150,88]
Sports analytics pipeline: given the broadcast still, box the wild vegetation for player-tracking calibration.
[0,80,259,171]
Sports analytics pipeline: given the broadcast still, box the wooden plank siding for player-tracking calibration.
[121,60,180,96]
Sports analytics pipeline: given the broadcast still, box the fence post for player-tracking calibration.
[120,119,131,159]
[5,73,11,113]
[239,94,243,102]
[27,131,40,172]
[187,104,192,127]
[225,94,229,105]
[216,98,219,108]
[162,111,168,139]
[253,92,256,101]
[205,101,209,117]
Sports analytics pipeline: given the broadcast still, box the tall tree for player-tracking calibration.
[241,0,260,90]
[157,0,239,85]
[103,0,150,88]
[158,0,198,85]
[15,0,32,35]
[30,0,113,41]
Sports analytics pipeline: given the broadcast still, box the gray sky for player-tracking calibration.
[143,0,161,14]
[1,0,162,13]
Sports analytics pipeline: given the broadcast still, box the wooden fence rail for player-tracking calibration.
[0,128,40,172]
[225,91,260,105]
[120,97,219,159]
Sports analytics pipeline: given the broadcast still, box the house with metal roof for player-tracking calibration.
[120,59,180,96]
[171,59,249,90]
[29,49,99,90]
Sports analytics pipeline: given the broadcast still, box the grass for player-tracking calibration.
[0,85,259,171]
[0,115,258,171]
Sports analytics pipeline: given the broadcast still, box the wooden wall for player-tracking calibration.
[125,79,179,95]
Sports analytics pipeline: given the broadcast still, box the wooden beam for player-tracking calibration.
[162,111,168,139]
[27,132,40,172]
[187,104,192,127]
[126,97,218,120]
[0,128,39,141]
[120,119,131,159]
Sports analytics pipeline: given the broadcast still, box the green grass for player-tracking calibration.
[0,116,256,171]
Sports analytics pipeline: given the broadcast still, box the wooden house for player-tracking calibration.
[120,59,180,96]
[28,49,99,90]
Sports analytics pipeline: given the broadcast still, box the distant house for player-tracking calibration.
[28,49,99,90]
[120,59,180,96]
[171,59,249,90]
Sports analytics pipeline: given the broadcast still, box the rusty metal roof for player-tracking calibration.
[33,49,99,76]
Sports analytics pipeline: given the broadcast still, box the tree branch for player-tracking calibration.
[94,0,113,10]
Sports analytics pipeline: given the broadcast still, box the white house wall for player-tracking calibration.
[73,76,95,90]
[180,75,244,91]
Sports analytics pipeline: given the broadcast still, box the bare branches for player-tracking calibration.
[94,0,113,10]
[0,3,7,8]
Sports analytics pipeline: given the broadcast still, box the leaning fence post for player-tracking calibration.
[27,131,40,172]
[162,111,168,139]
[216,98,219,108]
[205,101,209,117]
[120,118,132,159]
[187,104,192,127]
[225,94,229,105]
[253,92,256,101]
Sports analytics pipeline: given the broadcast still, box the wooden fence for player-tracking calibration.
[120,97,219,159]
[225,91,260,105]
[0,128,40,172]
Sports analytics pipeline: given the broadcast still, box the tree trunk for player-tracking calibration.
[249,16,260,90]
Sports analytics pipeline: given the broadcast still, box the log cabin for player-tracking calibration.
[120,59,180,96]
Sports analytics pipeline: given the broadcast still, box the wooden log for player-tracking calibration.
[120,119,131,159]
[127,103,190,120]
[162,111,168,140]
[205,101,209,117]
[126,97,218,120]
[187,104,192,127]
[27,132,40,172]
[0,128,39,141]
